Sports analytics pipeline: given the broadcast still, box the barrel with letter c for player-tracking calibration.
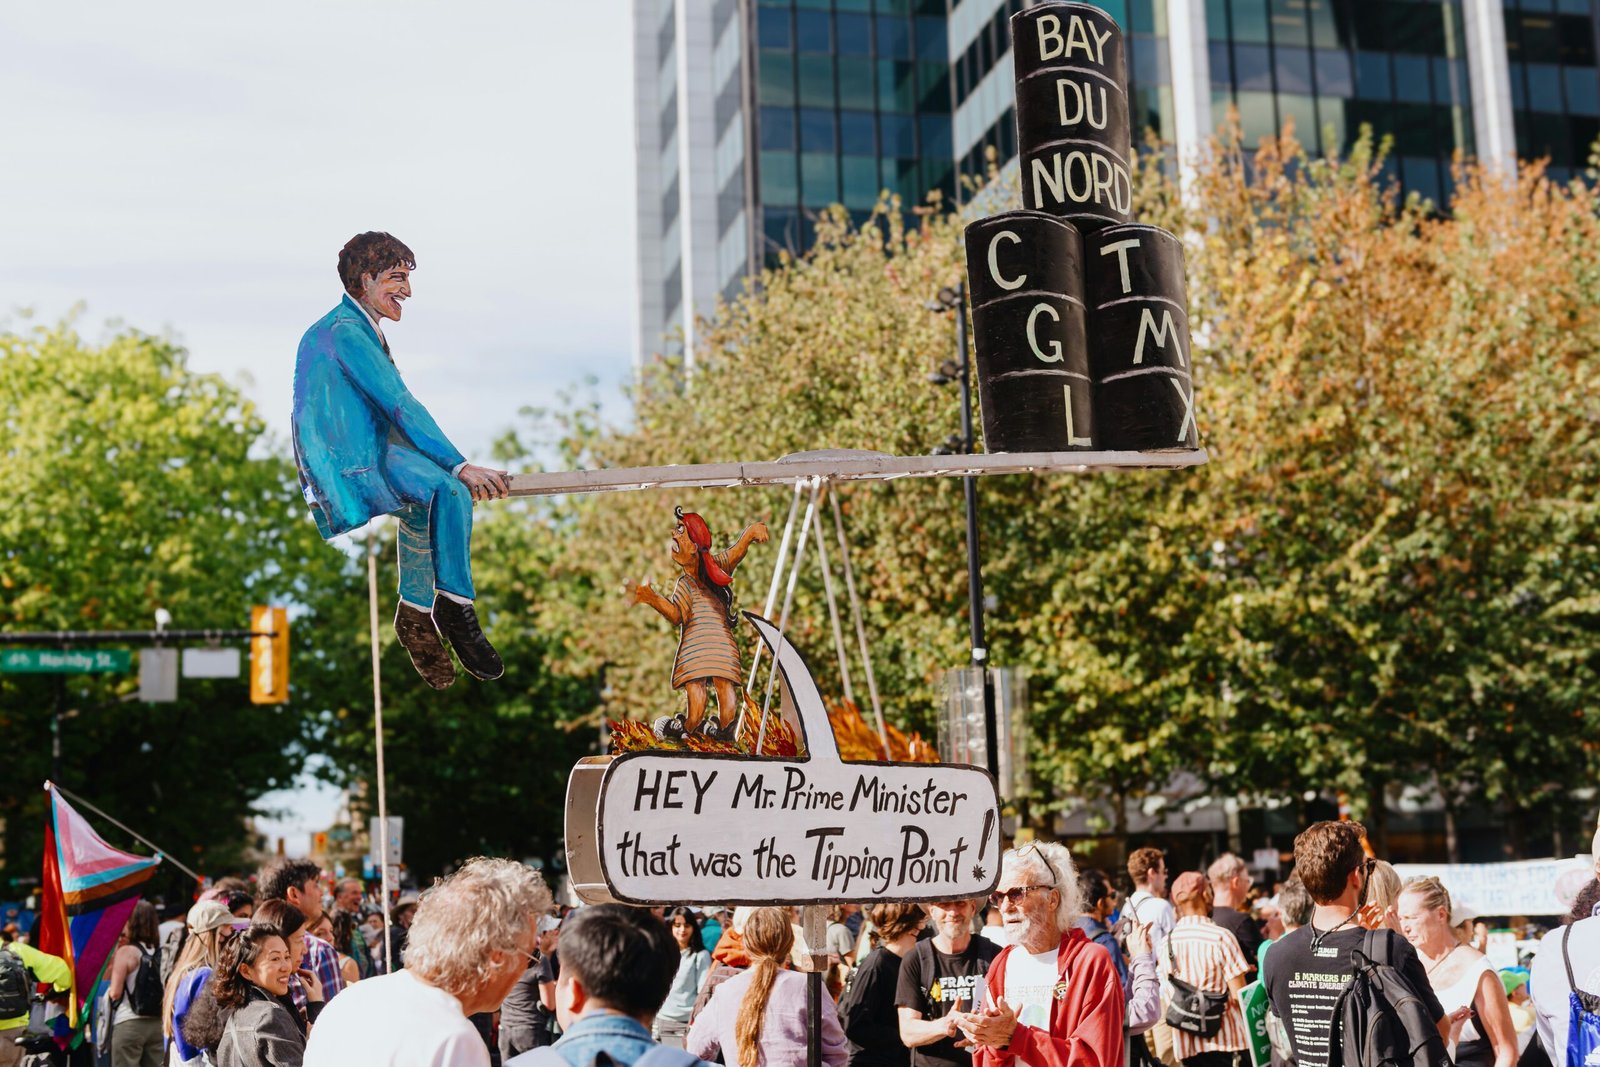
[963,210,1097,453]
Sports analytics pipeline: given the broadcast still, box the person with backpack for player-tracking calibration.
[107,900,166,1067]
[1529,874,1600,1067]
[1396,877,1518,1067]
[894,896,999,1067]
[1160,872,1251,1067]
[0,931,70,1067]
[1261,821,1451,1067]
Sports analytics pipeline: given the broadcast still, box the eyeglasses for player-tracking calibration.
[990,884,1054,908]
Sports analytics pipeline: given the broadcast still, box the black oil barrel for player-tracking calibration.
[963,211,1096,453]
[1011,3,1132,231]
[1083,223,1198,450]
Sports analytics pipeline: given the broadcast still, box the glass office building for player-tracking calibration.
[636,0,1600,364]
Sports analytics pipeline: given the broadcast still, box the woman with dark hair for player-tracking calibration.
[688,906,847,1065]
[212,927,304,1067]
[107,900,164,1067]
[838,903,926,1066]
[251,899,325,1033]
[654,907,712,1047]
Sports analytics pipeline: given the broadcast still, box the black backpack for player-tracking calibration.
[0,946,33,1018]
[126,945,164,1017]
[1328,929,1452,1067]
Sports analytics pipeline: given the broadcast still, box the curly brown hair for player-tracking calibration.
[338,232,416,297]
[1293,821,1367,904]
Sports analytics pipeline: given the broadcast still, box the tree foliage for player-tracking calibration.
[0,322,353,898]
[536,127,1600,856]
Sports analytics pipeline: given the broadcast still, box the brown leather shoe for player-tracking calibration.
[394,602,456,690]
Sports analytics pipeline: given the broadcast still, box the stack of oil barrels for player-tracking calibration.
[963,3,1198,453]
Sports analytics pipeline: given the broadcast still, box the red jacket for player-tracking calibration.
[973,927,1125,1067]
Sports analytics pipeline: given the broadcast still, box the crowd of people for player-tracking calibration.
[7,823,1600,1066]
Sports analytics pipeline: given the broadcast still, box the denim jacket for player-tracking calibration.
[547,1012,687,1067]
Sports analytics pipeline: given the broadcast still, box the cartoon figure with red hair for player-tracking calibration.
[630,506,769,741]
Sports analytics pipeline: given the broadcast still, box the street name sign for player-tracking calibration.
[1,649,132,673]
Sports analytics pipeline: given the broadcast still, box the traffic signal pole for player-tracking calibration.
[3,625,281,786]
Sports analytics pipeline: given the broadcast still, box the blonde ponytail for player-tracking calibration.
[734,908,795,1066]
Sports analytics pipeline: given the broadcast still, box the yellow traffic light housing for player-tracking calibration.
[250,605,289,704]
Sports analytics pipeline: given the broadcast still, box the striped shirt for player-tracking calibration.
[1160,914,1251,1060]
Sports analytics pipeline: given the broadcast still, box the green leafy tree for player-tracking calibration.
[0,321,360,899]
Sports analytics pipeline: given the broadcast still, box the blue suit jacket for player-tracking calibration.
[291,295,466,539]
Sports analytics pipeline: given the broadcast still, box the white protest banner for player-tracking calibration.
[565,614,1001,906]
[1393,856,1592,917]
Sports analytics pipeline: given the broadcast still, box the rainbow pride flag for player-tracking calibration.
[35,783,161,1044]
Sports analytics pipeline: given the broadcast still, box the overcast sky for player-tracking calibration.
[1,1,637,851]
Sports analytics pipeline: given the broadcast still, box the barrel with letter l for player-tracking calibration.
[964,210,1097,453]
[1083,223,1198,450]
[1012,2,1132,231]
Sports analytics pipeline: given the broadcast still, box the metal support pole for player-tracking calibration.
[954,283,1000,782]
[367,533,394,964]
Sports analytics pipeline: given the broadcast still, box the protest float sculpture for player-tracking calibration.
[628,506,770,743]
[564,614,1001,906]
[966,2,1199,453]
[292,231,512,690]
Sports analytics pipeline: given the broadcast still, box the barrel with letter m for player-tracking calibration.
[1083,223,1199,450]
[1012,2,1132,232]
[964,211,1096,453]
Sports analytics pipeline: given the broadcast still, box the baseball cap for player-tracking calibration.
[536,914,563,934]
[1170,871,1209,904]
[187,900,237,935]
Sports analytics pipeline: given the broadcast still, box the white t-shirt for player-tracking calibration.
[1127,890,1176,955]
[1531,916,1600,1067]
[304,970,488,1067]
[992,947,1060,1032]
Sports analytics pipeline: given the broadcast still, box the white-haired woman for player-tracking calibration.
[301,857,552,1066]
[954,842,1124,1066]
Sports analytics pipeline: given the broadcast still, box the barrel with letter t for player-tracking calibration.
[1011,2,1132,231]
[964,211,1097,453]
[1083,223,1198,450]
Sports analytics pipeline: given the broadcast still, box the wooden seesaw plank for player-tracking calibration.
[504,448,1207,498]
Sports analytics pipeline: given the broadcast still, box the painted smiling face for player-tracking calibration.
[360,264,411,321]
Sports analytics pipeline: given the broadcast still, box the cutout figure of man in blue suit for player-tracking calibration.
[293,232,508,688]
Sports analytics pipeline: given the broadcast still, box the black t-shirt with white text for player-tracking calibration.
[1261,925,1443,1067]
[894,937,1002,1067]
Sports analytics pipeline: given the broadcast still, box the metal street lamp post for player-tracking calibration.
[926,281,1000,782]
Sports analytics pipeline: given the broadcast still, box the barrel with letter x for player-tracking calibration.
[964,210,1097,453]
[1083,223,1198,450]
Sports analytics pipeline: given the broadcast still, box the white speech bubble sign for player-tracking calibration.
[577,613,1002,906]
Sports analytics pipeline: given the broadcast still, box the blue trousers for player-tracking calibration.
[383,445,475,606]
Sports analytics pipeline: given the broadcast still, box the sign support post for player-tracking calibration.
[367,532,395,947]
